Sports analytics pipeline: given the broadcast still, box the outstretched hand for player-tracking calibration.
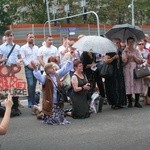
[4,92,13,109]
[31,61,40,70]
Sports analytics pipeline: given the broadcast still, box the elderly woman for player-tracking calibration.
[104,38,126,110]
[122,37,144,108]
[67,60,91,119]
[33,60,73,125]
[137,40,149,61]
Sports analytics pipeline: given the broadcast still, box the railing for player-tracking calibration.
[1,24,149,47]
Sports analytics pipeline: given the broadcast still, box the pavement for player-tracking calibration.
[0,100,150,150]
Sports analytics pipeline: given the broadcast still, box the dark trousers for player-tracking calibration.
[94,71,105,98]
[25,67,37,106]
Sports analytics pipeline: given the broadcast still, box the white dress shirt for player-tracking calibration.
[20,43,39,66]
[0,42,20,65]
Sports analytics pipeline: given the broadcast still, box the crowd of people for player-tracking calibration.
[0,29,150,128]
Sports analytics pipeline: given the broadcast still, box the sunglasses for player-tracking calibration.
[138,43,144,45]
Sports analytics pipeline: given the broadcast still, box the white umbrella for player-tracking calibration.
[72,35,117,54]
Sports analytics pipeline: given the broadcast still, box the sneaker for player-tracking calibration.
[60,118,71,125]
[134,102,142,108]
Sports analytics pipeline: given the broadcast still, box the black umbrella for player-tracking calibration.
[105,23,145,42]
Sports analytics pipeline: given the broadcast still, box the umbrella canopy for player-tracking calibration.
[105,23,145,42]
[72,36,117,54]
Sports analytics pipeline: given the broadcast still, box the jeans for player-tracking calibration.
[25,67,37,107]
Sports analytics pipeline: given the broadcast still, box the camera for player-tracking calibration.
[87,83,91,87]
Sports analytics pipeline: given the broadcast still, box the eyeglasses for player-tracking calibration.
[138,43,144,45]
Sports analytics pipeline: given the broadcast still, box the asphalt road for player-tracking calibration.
[0,102,150,150]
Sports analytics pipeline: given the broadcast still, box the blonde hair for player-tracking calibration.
[44,62,59,73]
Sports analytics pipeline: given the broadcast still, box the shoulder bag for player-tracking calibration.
[52,79,68,103]
[134,65,150,79]
[99,62,113,78]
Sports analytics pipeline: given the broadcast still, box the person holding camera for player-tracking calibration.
[69,60,91,119]
[0,93,13,135]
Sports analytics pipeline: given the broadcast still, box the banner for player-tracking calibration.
[0,64,28,97]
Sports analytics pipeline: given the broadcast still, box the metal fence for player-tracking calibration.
[4,24,150,47]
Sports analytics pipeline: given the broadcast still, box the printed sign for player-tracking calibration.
[0,64,28,97]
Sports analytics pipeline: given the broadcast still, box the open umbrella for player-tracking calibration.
[72,35,117,54]
[105,23,145,42]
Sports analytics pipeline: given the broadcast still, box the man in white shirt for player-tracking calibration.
[0,30,22,116]
[38,35,59,72]
[20,33,39,108]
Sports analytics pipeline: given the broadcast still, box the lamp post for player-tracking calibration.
[128,0,135,26]
[80,0,87,22]
[51,4,57,25]
[80,0,86,13]
[64,4,70,23]
[48,11,100,36]
[44,0,51,35]
[131,0,135,26]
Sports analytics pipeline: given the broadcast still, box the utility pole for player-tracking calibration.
[128,0,135,26]
[45,0,51,35]
[48,11,100,36]
[80,0,87,22]
[64,4,70,24]
[131,0,135,26]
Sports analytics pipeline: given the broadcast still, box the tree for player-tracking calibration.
[0,0,13,35]
[0,0,150,26]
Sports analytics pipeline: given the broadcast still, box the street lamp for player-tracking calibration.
[80,0,86,12]
[128,0,135,26]
[50,4,58,26]
[80,0,87,22]
[43,0,52,35]
[64,4,70,23]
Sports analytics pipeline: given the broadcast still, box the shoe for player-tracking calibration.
[37,112,44,120]
[111,105,119,110]
[134,102,142,108]
[103,98,107,105]
[117,106,124,109]
[128,103,133,108]
[98,109,102,113]
[11,109,21,117]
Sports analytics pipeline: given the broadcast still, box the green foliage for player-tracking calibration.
[0,0,150,25]
[0,0,13,35]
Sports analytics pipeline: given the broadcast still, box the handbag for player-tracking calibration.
[52,80,68,103]
[99,62,113,78]
[134,66,150,79]
[61,73,71,90]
